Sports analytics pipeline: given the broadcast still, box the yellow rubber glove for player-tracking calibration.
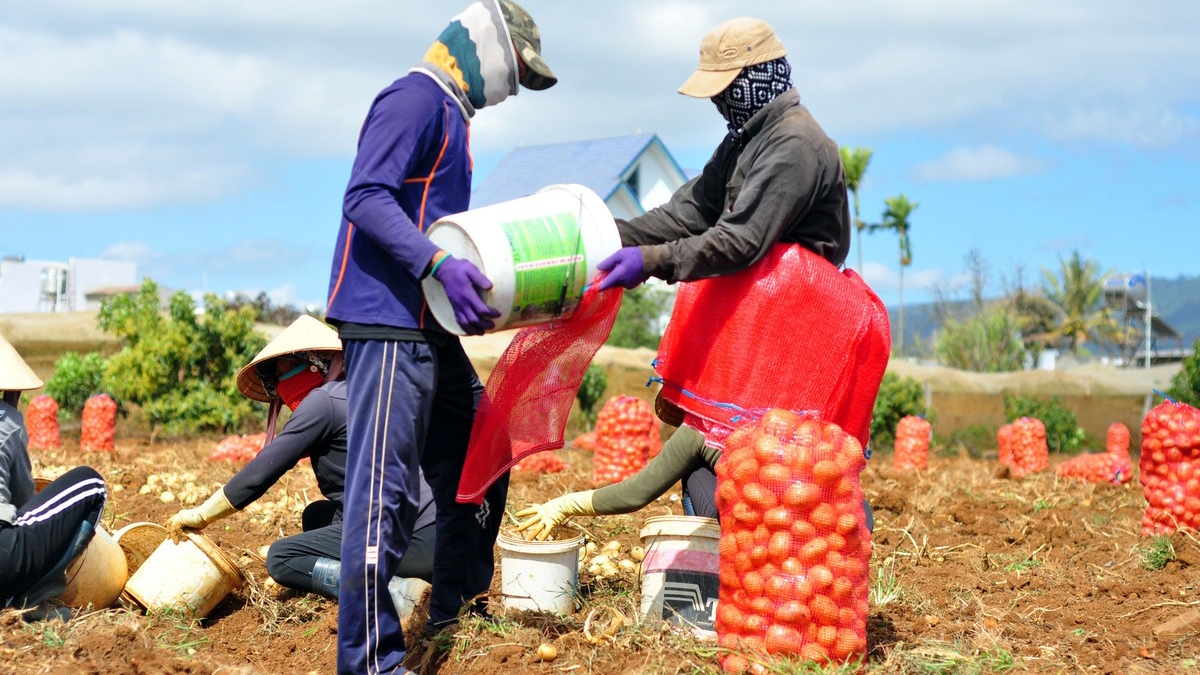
[513,490,596,541]
[166,487,236,532]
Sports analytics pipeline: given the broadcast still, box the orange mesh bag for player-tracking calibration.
[655,245,890,451]
[26,395,60,450]
[1009,417,1048,478]
[512,450,567,473]
[1139,400,1200,535]
[714,411,870,672]
[208,432,267,462]
[570,431,598,452]
[1056,422,1134,485]
[996,423,1014,467]
[81,393,117,453]
[892,415,931,471]
[457,283,623,504]
[592,395,657,486]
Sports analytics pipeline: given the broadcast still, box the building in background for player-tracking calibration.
[0,255,137,313]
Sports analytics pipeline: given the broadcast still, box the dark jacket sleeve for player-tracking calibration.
[591,426,722,514]
[341,84,445,280]
[223,391,337,510]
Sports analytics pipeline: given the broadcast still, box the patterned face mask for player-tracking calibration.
[712,57,794,136]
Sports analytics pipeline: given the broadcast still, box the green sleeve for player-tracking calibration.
[591,426,718,514]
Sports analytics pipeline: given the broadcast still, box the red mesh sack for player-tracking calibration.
[1139,400,1200,535]
[714,410,870,671]
[570,431,598,452]
[996,423,1013,467]
[1009,417,1049,478]
[655,245,890,450]
[457,283,623,504]
[1056,422,1134,485]
[81,393,117,453]
[208,432,267,462]
[512,450,567,473]
[591,395,657,485]
[26,395,60,450]
[892,416,931,471]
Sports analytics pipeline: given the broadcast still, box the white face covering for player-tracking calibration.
[415,0,520,119]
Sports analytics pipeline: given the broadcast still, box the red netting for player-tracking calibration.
[81,394,117,453]
[892,415,931,471]
[996,423,1014,467]
[26,395,60,450]
[1056,422,1134,485]
[511,450,567,473]
[655,244,890,450]
[208,432,268,463]
[1140,400,1200,535]
[714,411,870,671]
[1009,417,1049,478]
[457,282,623,504]
[591,395,660,486]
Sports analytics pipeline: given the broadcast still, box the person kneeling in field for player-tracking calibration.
[165,316,435,619]
[1,334,108,622]
[515,426,875,540]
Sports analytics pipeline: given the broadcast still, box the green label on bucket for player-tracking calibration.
[502,212,587,320]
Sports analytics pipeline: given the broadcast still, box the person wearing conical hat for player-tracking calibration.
[1,334,108,621]
[165,316,438,619]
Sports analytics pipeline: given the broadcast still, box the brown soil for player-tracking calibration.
[3,435,1199,674]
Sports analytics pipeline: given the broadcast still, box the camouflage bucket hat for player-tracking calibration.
[499,0,557,90]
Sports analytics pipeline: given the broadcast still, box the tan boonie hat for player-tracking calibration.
[678,17,787,98]
[0,333,43,392]
[236,315,341,402]
[499,0,557,91]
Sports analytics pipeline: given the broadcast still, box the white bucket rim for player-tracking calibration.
[497,529,584,555]
[639,515,720,542]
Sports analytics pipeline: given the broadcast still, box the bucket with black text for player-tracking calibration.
[421,183,622,335]
[639,515,720,638]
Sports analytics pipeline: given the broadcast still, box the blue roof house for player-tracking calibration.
[471,133,691,220]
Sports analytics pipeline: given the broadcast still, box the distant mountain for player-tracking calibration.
[890,274,1200,356]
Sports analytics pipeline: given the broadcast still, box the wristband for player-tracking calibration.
[429,254,451,278]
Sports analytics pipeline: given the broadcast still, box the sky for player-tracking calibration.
[2,0,1198,312]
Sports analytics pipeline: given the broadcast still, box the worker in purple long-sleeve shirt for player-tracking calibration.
[323,2,557,673]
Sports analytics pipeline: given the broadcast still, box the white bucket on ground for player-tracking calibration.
[421,183,622,335]
[112,522,169,609]
[59,524,127,610]
[638,515,720,638]
[123,531,244,618]
[496,529,583,614]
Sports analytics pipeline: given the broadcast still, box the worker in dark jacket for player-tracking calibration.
[166,316,436,620]
[1,334,107,622]
[323,3,556,670]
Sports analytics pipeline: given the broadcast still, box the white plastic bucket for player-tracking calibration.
[112,522,169,609]
[123,532,244,618]
[496,529,584,614]
[421,183,622,335]
[639,515,720,638]
[59,524,127,610]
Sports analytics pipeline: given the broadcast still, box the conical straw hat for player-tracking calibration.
[0,333,43,392]
[236,315,341,402]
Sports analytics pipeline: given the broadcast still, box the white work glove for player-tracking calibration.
[166,487,236,532]
[514,490,597,541]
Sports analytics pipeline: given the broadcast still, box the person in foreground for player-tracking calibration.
[322,2,557,672]
[165,316,437,621]
[0,334,107,622]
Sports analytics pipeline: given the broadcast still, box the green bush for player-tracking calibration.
[934,305,1027,372]
[99,279,267,435]
[938,423,998,459]
[870,372,929,451]
[43,351,109,420]
[576,364,608,428]
[1166,339,1200,408]
[1003,394,1086,453]
[606,286,670,350]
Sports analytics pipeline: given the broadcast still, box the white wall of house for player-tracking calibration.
[0,257,136,313]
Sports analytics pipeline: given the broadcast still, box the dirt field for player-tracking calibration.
[3,432,1199,675]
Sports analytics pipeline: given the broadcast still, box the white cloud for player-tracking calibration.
[860,260,946,297]
[909,145,1042,183]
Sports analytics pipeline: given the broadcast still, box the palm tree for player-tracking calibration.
[1040,251,1118,355]
[870,195,917,354]
[838,146,874,272]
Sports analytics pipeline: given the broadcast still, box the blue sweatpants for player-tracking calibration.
[337,337,509,675]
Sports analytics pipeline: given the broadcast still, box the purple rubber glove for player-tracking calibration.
[432,256,501,335]
[596,247,649,291]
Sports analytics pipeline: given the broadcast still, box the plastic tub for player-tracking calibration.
[496,529,584,614]
[638,515,720,638]
[421,183,622,335]
[112,522,169,609]
[59,524,127,610]
[123,531,244,618]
